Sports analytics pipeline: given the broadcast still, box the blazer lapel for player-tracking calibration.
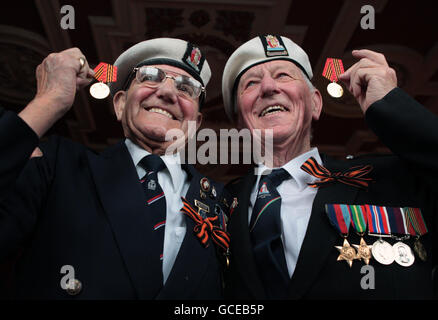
[87,141,159,299]
[287,154,361,299]
[157,165,216,299]
[229,169,267,299]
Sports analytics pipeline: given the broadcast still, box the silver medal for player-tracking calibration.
[371,239,395,265]
[90,82,110,99]
[327,82,343,98]
[392,242,415,267]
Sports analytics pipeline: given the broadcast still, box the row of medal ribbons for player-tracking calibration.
[325,204,428,268]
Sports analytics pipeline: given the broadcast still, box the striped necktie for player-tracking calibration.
[139,154,167,293]
[250,168,291,299]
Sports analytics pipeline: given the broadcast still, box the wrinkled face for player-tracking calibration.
[236,60,322,147]
[113,64,202,153]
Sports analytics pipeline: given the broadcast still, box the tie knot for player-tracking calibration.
[261,168,290,188]
[139,154,166,173]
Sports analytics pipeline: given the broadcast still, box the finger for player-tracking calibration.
[339,58,378,88]
[76,76,93,90]
[351,49,388,67]
[87,67,95,79]
[349,68,369,99]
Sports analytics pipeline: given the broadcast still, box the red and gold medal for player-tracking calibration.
[90,62,117,99]
[322,58,344,98]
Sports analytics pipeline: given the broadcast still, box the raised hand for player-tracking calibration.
[339,49,397,113]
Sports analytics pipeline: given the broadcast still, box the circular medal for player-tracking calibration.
[413,239,427,261]
[90,82,110,99]
[200,177,210,192]
[327,82,343,98]
[371,239,394,265]
[392,242,415,267]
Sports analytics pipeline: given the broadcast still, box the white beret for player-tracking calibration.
[109,38,211,96]
[222,35,313,120]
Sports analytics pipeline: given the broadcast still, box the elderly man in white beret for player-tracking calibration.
[0,38,232,299]
[223,35,438,299]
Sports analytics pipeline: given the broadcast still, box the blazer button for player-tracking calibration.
[65,279,82,296]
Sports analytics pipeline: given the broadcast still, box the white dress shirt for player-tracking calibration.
[125,139,188,284]
[249,147,323,278]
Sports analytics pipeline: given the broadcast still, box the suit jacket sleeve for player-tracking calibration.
[0,109,57,262]
[365,88,438,187]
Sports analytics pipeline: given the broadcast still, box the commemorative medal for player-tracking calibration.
[335,239,357,267]
[385,206,415,267]
[89,62,117,99]
[404,207,428,262]
[392,241,415,267]
[413,239,427,262]
[365,205,394,265]
[350,205,372,265]
[90,82,110,99]
[325,204,358,267]
[322,58,345,98]
[371,239,395,265]
[327,82,343,98]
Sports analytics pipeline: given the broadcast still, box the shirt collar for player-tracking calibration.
[255,147,323,191]
[124,138,184,191]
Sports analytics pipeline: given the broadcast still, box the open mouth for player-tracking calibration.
[144,107,176,120]
[259,105,289,117]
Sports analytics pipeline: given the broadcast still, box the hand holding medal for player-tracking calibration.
[338,49,397,113]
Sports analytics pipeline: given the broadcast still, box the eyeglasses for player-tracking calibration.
[133,66,205,100]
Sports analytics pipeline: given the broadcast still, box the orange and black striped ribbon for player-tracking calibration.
[180,197,231,251]
[93,62,117,83]
[322,58,344,82]
[300,157,373,189]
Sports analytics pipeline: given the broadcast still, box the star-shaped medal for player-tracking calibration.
[335,239,358,267]
[353,238,373,265]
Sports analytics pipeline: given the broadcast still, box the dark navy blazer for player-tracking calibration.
[0,110,231,299]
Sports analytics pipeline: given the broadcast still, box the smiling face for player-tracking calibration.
[236,60,322,156]
[113,64,202,154]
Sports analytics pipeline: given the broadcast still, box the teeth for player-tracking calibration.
[260,105,287,117]
[147,107,174,119]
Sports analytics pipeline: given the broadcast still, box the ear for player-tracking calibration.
[310,88,323,121]
[113,91,127,121]
[195,111,203,131]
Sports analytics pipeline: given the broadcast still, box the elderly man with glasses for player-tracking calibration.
[0,38,231,299]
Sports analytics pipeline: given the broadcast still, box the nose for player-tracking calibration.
[155,77,178,104]
[260,74,280,98]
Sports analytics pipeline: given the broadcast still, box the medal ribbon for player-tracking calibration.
[385,207,407,236]
[350,205,367,234]
[325,204,351,237]
[301,157,373,189]
[93,62,117,83]
[365,205,391,236]
[322,58,344,82]
[404,207,428,237]
[180,197,230,251]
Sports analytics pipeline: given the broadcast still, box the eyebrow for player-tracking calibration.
[241,63,300,81]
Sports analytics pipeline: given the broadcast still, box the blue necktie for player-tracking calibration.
[250,168,291,299]
[139,154,167,293]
